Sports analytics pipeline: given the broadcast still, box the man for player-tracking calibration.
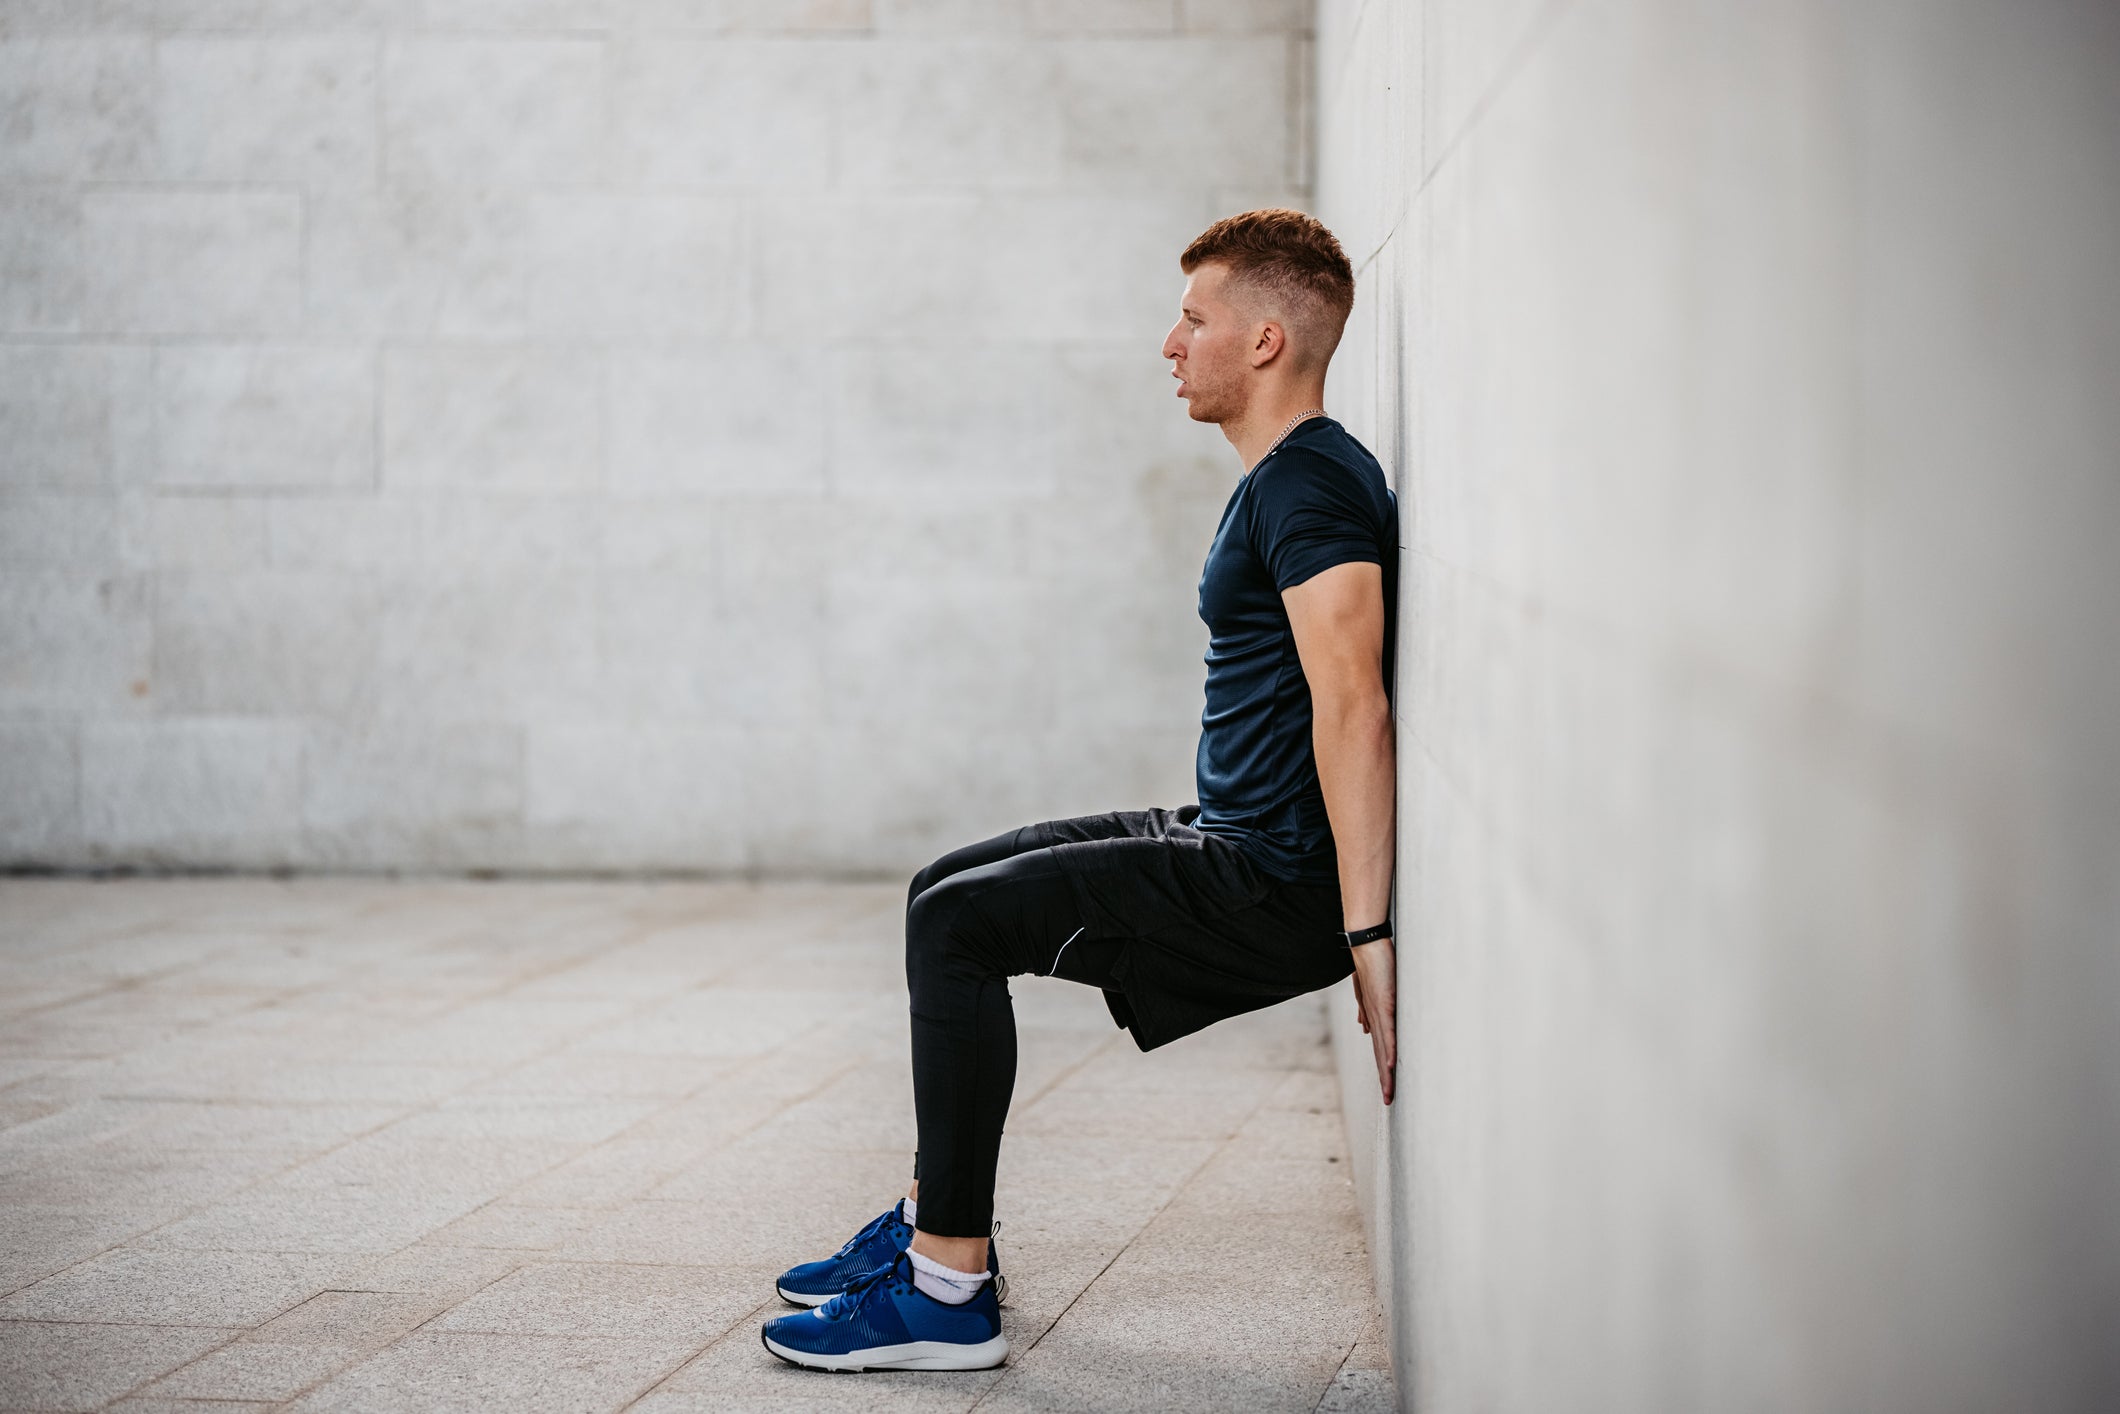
[760,209,1399,1373]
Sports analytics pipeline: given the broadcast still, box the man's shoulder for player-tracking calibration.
[1250,430,1388,511]
[1261,422,1383,482]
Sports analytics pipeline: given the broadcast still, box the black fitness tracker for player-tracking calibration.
[1340,921,1393,948]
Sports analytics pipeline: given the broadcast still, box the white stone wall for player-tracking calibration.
[0,0,1313,874]
[1317,1,2120,1410]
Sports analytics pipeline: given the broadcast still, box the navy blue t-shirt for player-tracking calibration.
[1192,416,1398,885]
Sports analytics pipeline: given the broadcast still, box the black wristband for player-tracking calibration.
[1340,921,1393,948]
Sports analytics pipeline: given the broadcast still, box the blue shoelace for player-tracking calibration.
[818,1253,906,1320]
[833,1205,905,1260]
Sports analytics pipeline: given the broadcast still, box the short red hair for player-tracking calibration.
[1180,208,1356,372]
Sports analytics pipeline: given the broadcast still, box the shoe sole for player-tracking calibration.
[777,1271,1008,1309]
[761,1327,1008,1372]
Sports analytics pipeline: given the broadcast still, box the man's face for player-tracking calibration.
[1161,262,1256,425]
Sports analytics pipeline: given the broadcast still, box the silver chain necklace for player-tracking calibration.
[1250,407,1327,473]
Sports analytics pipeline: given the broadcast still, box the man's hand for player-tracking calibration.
[1348,937,1396,1105]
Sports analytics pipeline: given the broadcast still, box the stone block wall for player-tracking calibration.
[0,0,1313,874]
[1316,1,2120,1409]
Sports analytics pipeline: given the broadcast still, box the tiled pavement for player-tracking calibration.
[0,878,1395,1413]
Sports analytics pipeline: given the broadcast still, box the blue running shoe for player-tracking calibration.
[761,1249,1007,1372]
[775,1200,1008,1308]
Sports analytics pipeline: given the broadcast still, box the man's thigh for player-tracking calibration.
[916,804,1196,903]
[1022,802,1198,851]
[1046,818,1271,944]
[1042,824,1352,1051]
[912,844,1092,983]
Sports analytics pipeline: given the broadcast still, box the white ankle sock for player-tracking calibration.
[900,1195,917,1226]
[907,1247,988,1305]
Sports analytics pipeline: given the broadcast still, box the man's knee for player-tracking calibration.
[905,874,998,992]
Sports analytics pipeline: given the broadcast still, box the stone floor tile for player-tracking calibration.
[130,1340,365,1403]
[424,1201,599,1251]
[349,999,644,1070]
[1261,1064,1342,1112]
[555,1196,814,1272]
[611,1047,868,1154]
[427,1261,759,1343]
[76,1098,405,1153]
[645,1319,1003,1410]
[1063,1038,1311,1092]
[465,1049,728,1100]
[729,1059,915,1153]
[992,1132,1223,1212]
[19,1153,325,1212]
[1172,1150,1361,1217]
[285,1332,696,1414]
[1316,1366,1399,1413]
[270,1131,584,1197]
[496,1132,714,1209]
[0,987,100,1022]
[0,881,1394,1411]
[0,1097,164,1152]
[244,1289,448,1346]
[502,929,756,1000]
[0,1206,170,1296]
[0,1320,234,1411]
[0,1057,58,1087]
[0,1145,303,1215]
[1008,977,1140,1030]
[973,1208,1374,1412]
[141,1060,490,1107]
[1317,1301,1397,1413]
[602,1145,910,1262]
[1009,1024,1125,1103]
[976,1346,1336,1414]
[705,931,908,989]
[129,1187,485,1255]
[570,988,826,1061]
[1006,1080,1271,1140]
[382,1094,662,1145]
[0,1248,356,1326]
[333,1244,525,1302]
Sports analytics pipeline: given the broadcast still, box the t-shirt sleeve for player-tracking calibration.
[1246,449,1384,592]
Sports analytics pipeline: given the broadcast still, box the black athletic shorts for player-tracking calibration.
[1023,803,1356,1052]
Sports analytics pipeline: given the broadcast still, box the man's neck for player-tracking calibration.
[1228,392,1331,473]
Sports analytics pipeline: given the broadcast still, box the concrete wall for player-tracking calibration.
[1315,1,2120,1410]
[0,0,1312,875]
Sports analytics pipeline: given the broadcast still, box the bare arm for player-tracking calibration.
[1284,560,1397,1104]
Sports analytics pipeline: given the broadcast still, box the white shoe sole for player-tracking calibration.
[777,1270,1008,1309]
[762,1329,1008,1372]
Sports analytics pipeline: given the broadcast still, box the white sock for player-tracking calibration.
[900,1195,917,1227]
[907,1247,988,1305]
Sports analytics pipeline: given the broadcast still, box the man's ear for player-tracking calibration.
[1249,321,1286,368]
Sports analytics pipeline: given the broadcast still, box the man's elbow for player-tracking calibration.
[1311,680,1392,734]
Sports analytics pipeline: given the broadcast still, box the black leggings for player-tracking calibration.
[902,823,1121,1238]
